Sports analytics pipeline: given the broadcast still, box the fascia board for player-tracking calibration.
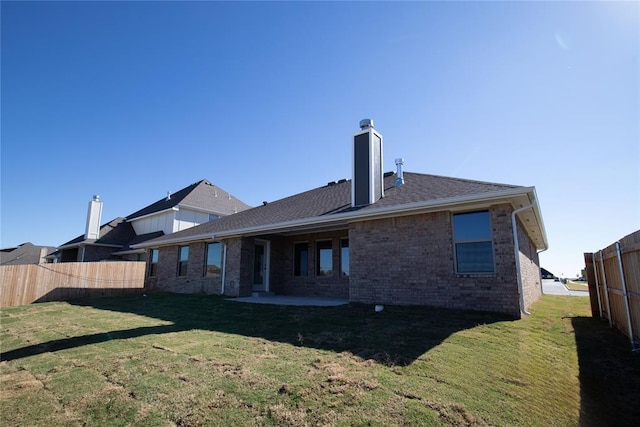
[132,233,215,249]
[127,207,179,222]
[529,188,549,250]
[57,242,122,250]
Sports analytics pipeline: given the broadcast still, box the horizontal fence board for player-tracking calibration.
[0,262,146,308]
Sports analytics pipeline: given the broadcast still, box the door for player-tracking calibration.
[252,240,269,292]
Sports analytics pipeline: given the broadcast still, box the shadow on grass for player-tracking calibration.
[571,317,640,426]
[1,291,514,366]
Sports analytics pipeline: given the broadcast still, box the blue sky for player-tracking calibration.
[1,1,638,278]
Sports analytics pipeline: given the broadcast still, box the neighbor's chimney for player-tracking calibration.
[84,195,103,240]
[395,158,405,187]
[352,119,384,207]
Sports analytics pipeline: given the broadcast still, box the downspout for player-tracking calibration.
[221,243,227,295]
[512,201,535,316]
[536,246,548,296]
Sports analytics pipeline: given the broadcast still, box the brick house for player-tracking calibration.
[51,180,250,263]
[135,120,547,317]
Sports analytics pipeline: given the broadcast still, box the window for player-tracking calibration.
[209,214,218,222]
[149,249,159,277]
[316,241,333,276]
[340,239,349,276]
[453,211,494,273]
[294,243,308,276]
[205,242,222,276]
[177,246,189,276]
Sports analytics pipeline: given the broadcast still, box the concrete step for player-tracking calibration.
[251,291,275,298]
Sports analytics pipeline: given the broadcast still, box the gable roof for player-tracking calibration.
[126,179,251,221]
[135,172,547,250]
[57,179,251,252]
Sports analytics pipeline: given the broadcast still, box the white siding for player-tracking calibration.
[175,208,211,232]
[131,211,176,235]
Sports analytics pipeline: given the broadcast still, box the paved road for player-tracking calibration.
[542,279,589,296]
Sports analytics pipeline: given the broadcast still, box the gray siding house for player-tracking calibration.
[135,121,547,318]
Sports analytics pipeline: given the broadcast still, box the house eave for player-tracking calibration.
[126,207,179,222]
[111,249,146,256]
[215,186,542,238]
[57,242,123,250]
[134,186,547,250]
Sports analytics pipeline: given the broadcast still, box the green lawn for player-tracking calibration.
[565,280,589,292]
[1,293,638,426]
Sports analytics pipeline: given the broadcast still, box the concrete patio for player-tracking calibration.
[228,295,349,307]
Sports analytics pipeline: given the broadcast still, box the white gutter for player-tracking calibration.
[221,243,227,295]
[512,197,536,316]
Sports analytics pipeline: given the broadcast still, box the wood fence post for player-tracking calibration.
[616,241,637,351]
[598,250,613,327]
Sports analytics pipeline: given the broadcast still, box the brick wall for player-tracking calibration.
[280,231,350,298]
[144,242,223,295]
[349,204,523,317]
[516,217,542,311]
[142,203,542,317]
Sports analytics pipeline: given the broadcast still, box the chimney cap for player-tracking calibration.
[92,195,101,201]
[359,118,374,129]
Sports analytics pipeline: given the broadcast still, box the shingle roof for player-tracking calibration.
[126,179,251,220]
[58,179,251,253]
[0,242,56,265]
[142,172,523,245]
[59,218,134,247]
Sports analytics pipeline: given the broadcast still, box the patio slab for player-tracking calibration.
[228,295,349,306]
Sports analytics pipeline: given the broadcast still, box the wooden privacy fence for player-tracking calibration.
[584,230,640,351]
[0,262,146,308]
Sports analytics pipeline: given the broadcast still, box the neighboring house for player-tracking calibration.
[540,268,555,279]
[0,242,56,265]
[51,180,251,263]
[135,120,548,318]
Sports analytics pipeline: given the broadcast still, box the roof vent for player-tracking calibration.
[359,118,374,129]
[166,191,171,201]
[395,158,405,187]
